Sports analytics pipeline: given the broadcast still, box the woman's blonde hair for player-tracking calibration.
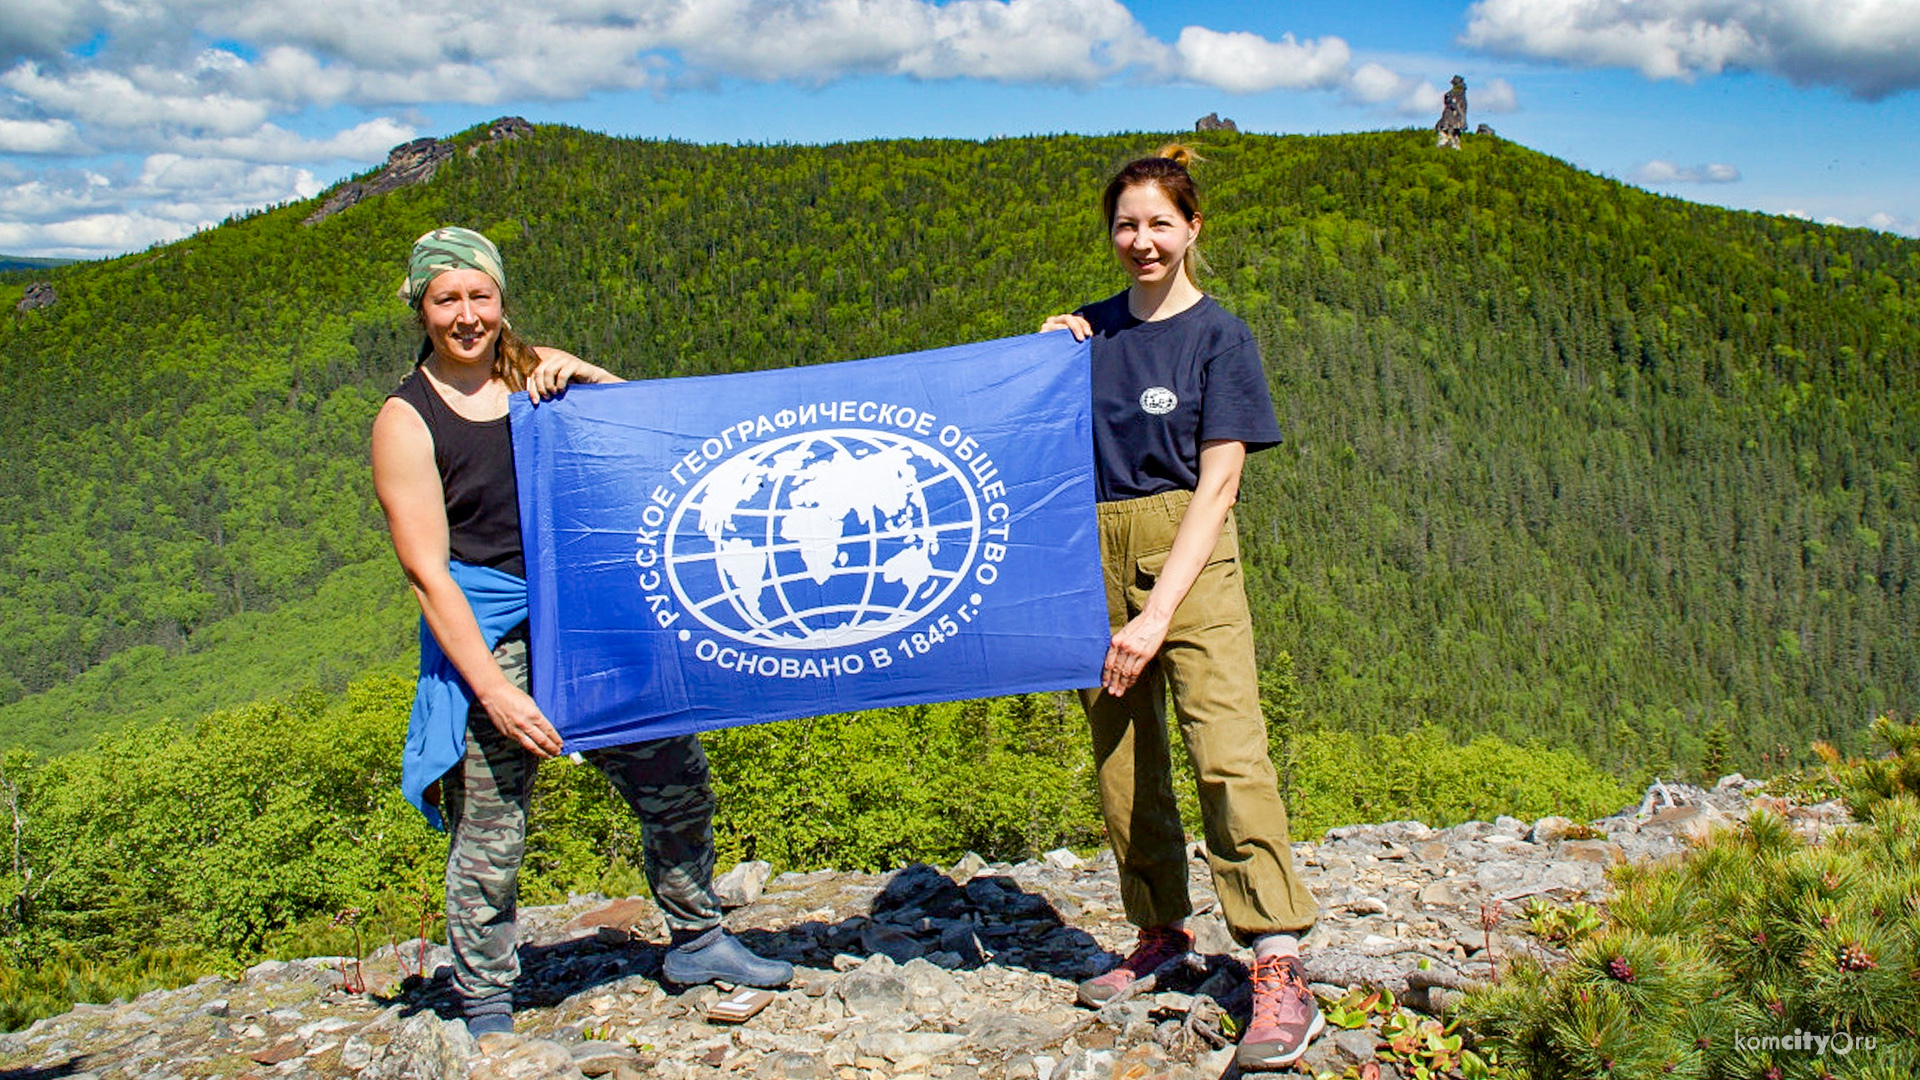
[1101,143,1208,284]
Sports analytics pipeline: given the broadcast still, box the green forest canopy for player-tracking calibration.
[2,124,1917,778]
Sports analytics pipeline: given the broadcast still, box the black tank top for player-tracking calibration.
[389,368,525,579]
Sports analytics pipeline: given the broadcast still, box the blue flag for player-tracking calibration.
[510,332,1107,752]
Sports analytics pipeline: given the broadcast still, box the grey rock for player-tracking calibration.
[948,852,988,882]
[1194,112,1239,133]
[858,1031,968,1060]
[716,860,773,908]
[1041,848,1084,870]
[572,1040,636,1076]
[1528,816,1576,844]
[360,1013,475,1080]
[1298,1035,1347,1076]
[1187,910,1237,957]
[1052,1048,1118,1080]
[480,116,533,146]
[837,968,910,1015]
[15,282,55,313]
[963,1012,1059,1051]
[757,1050,825,1079]
[1331,1026,1379,1064]
[340,1034,374,1070]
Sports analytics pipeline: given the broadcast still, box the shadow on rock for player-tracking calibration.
[0,1057,90,1080]
[731,862,1113,984]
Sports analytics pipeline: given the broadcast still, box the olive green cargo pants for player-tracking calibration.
[1080,491,1319,944]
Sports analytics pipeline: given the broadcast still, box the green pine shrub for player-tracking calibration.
[1462,798,1920,1079]
[1818,713,1920,823]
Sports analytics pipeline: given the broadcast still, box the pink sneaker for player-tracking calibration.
[1235,953,1325,1070]
[1075,925,1195,1006]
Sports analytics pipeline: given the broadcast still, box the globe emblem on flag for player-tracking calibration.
[664,429,982,649]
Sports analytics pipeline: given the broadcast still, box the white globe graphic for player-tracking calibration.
[664,429,981,649]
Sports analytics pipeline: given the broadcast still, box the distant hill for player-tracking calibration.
[0,254,78,274]
[1,124,1916,772]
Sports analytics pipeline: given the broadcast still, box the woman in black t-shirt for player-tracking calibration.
[370,227,790,1037]
[1041,146,1323,1071]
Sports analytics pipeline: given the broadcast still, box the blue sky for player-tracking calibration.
[1,0,1915,258]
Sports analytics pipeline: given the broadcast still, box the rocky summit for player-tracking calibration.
[0,778,1847,1080]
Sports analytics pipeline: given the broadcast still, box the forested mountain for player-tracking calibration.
[3,124,1917,773]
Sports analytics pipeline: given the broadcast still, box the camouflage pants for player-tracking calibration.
[442,626,721,1001]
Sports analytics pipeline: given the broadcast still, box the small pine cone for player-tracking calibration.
[1821,871,1841,891]
[1750,930,1767,946]
[1607,956,1636,982]
[1837,942,1877,972]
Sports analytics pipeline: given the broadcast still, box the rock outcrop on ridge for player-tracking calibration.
[302,118,533,227]
[0,778,1847,1080]
[15,281,55,313]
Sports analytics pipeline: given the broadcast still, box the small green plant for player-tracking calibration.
[1380,1010,1489,1080]
[1321,986,1396,1029]
[1521,898,1604,946]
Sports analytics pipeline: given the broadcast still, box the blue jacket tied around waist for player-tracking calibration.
[403,560,527,829]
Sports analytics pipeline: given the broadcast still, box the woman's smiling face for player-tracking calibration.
[420,268,503,366]
[1109,182,1199,288]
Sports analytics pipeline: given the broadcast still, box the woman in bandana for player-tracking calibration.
[371,227,790,1036]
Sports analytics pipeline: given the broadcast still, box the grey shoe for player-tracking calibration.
[663,927,793,988]
[462,991,513,1036]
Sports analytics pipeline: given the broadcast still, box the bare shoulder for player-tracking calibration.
[374,395,428,438]
[372,396,433,465]
[533,345,582,364]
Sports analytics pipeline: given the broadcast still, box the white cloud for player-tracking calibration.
[3,0,1402,109]
[1172,26,1351,93]
[1462,0,1920,99]
[0,117,85,153]
[1630,159,1742,184]
[1865,210,1919,236]
[1341,64,1519,120]
[168,118,418,165]
[0,152,319,256]
[0,0,1440,256]
[0,0,108,67]
[1476,77,1519,113]
[1348,61,1406,104]
[3,62,275,140]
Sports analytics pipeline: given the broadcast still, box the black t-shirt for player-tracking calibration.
[389,369,526,579]
[1077,291,1283,502]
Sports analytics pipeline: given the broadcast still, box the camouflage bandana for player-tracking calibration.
[399,226,507,309]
